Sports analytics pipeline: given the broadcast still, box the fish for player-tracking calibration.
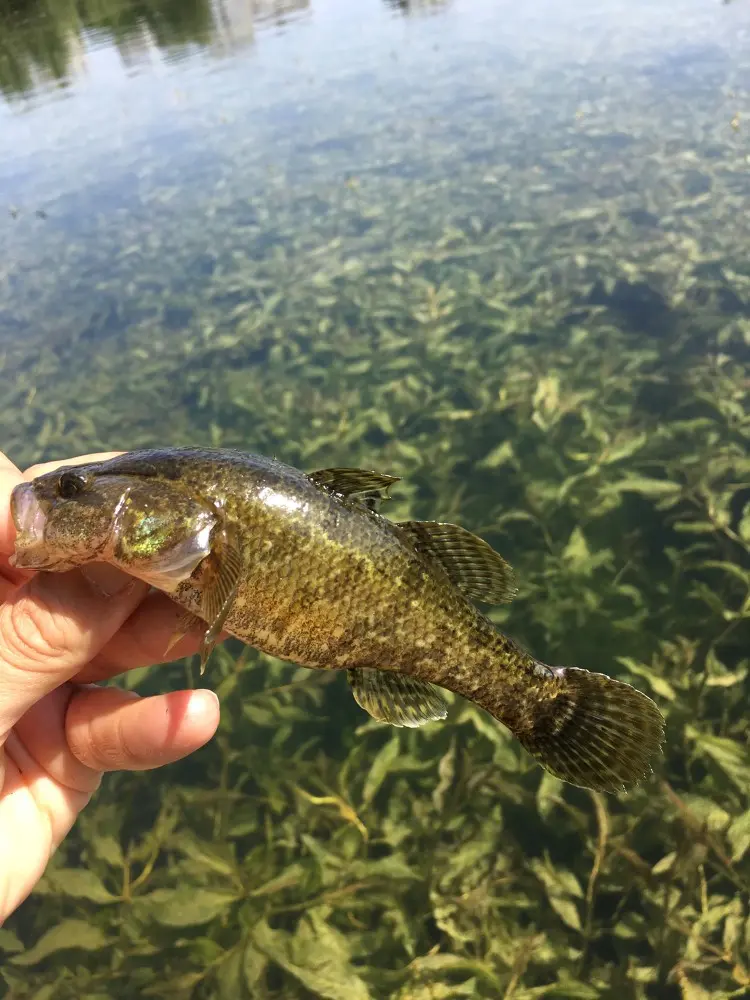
[10,447,665,793]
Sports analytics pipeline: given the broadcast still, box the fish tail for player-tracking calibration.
[513,665,665,793]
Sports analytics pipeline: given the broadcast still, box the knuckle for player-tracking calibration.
[67,692,138,772]
[2,588,82,671]
[68,724,115,771]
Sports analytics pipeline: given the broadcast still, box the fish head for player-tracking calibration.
[11,462,219,591]
[11,466,120,572]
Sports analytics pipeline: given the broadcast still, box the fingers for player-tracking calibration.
[0,568,149,743]
[0,681,219,923]
[65,686,220,772]
[10,678,221,793]
[81,590,198,681]
[0,574,22,603]
[0,729,97,918]
[0,455,28,588]
[3,683,219,874]
[80,590,227,683]
[11,684,101,797]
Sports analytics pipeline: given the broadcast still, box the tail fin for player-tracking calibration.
[515,666,665,793]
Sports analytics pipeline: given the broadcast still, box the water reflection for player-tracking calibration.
[382,0,451,13]
[0,0,309,99]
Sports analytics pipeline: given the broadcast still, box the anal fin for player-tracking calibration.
[348,668,448,728]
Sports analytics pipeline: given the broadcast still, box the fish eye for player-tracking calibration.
[57,471,87,500]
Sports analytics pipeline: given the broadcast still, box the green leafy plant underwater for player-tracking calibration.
[3,296,748,998]
[1,4,749,996]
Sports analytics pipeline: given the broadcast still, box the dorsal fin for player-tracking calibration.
[348,668,448,728]
[397,520,517,604]
[308,467,400,512]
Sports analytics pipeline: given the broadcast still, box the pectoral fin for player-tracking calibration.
[308,467,400,512]
[397,520,517,604]
[194,523,244,673]
[348,668,448,728]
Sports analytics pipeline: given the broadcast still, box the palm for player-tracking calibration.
[0,683,96,921]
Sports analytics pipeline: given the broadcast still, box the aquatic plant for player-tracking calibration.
[1,1,748,995]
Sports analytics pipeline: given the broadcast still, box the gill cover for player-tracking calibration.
[109,485,218,592]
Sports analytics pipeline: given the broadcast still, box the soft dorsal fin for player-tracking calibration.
[308,467,400,512]
[348,668,448,728]
[397,520,517,604]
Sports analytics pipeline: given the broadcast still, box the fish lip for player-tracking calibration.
[11,483,47,539]
[9,483,52,568]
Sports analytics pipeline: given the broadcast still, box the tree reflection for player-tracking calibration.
[0,0,309,98]
[382,0,450,14]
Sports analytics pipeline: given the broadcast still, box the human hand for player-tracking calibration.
[0,452,221,924]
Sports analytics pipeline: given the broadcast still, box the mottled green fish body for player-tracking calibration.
[10,447,665,792]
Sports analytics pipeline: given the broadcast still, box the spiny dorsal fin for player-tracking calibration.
[397,520,517,604]
[348,668,448,728]
[308,467,400,512]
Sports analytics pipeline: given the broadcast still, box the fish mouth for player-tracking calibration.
[9,483,53,569]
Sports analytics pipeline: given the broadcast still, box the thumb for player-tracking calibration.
[0,566,149,747]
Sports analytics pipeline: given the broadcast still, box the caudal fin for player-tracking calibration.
[515,666,665,793]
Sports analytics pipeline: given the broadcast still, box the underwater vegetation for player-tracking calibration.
[1,0,749,996]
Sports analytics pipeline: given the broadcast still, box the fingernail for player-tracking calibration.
[81,564,138,598]
[187,689,220,722]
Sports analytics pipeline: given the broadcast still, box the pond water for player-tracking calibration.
[1,0,749,997]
